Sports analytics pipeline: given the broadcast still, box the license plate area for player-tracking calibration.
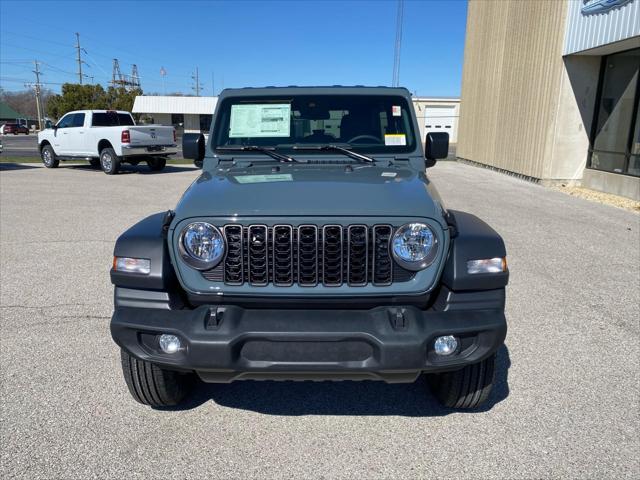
[241,340,373,363]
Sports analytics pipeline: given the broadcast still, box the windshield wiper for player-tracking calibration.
[217,145,297,163]
[292,144,375,163]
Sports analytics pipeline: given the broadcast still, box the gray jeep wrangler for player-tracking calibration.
[110,87,508,409]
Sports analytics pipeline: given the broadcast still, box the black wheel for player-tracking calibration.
[427,354,496,409]
[41,144,59,168]
[147,157,167,172]
[120,350,195,407]
[88,158,100,168]
[100,147,120,175]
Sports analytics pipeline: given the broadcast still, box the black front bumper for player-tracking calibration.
[111,303,506,383]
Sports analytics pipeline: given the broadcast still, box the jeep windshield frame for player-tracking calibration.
[211,94,418,156]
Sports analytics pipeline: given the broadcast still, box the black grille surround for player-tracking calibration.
[202,224,416,287]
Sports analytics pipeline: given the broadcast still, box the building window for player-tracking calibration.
[171,114,184,127]
[588,48,640,177]
[200,114,212,133]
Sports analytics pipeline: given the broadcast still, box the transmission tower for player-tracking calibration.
[131,64,141,89]
[111,58,139,90]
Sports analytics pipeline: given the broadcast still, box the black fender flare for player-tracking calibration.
[110,211,177,291]
[441,210,509,291]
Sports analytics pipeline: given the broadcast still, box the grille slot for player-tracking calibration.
[201,223,416,286]
[272,225,293,286]
[298,225,319,286]
[347,225,368,286]
[223,225,243,285]
[372,225,393,285]
[247,225,268,286]
[322,225,343,287]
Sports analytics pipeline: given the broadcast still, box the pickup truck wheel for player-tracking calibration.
[88,159,100,168]
[427,354,496,409]
[100,148,120,175]
[147,157,167,172]
[41,145,59,168]
[120,350,194,407]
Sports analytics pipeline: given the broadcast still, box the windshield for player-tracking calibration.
[212,95,417,154]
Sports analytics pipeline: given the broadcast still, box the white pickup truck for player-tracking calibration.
[38,110,177,174]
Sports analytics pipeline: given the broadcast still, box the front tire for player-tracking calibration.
[147,157,167,172]
[120,350,195,407]
[100,147,120,175]
[41,145,59,168]
[427,354,496,409]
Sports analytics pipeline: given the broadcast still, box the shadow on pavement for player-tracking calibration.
[163,345,511,416]
[66,163,197,174]
[0,163,41,171]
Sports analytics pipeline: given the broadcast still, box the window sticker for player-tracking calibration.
[229,104,291,138]
[384,134,406,146]
[234,174,293,184]
[392,105,402,117]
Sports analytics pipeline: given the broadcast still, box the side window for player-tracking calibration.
[72,113,85,128]
[56,114,74,129]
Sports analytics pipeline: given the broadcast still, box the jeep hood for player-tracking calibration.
[173,164,445,222]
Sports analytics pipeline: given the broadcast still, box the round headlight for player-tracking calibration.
[392,223,438,271]
[178,222,225,270]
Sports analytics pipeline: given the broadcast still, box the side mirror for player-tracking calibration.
[424,132,449,168]
[182,133,205,167]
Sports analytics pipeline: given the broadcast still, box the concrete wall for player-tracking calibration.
[457,0,569,179]
[545,55,601,182]
[582,168,640,200]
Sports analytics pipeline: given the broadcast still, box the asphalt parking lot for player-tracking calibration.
[1,161,638,478]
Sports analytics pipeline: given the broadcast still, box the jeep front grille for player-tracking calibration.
[202,224,415,286]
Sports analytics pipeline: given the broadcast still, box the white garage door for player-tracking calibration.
[424,106,456,140]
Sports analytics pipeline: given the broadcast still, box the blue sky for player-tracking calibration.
[0,0,468,97]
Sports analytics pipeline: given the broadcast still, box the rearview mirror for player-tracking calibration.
[425,132,449,168]
[182,133,205,167]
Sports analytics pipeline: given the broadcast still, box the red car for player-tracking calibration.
[2,123,29,135]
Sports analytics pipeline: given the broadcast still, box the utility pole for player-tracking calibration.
[33,60,43,131]
[392,0,404,87]
[192,67,201,97]
[75,32,83,84]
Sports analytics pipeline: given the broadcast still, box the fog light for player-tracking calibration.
[158,334,182,354]
[434,335,458,356]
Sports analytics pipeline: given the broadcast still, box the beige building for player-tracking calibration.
[457,0,640,200]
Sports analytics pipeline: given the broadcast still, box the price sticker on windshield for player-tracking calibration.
[392,105,402,117]
[384,134,406,146]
